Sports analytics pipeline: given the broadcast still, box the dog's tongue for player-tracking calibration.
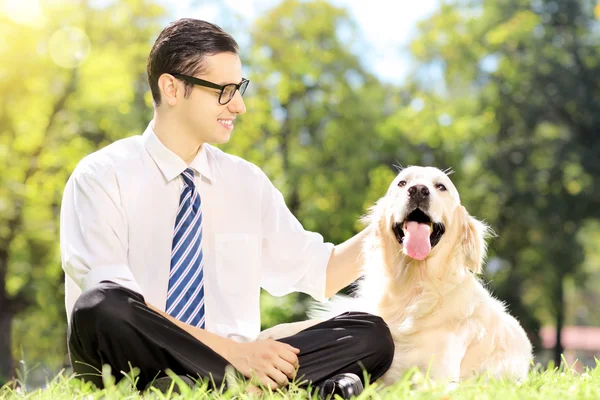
[403,221,431,260]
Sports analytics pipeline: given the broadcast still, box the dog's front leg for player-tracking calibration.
[424,332,467,385]
[256,319,322,341]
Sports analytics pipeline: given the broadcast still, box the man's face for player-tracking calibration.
[172,52,247,144]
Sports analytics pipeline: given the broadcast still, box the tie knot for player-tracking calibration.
[181,168,195,188]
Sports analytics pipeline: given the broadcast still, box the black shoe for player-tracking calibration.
[318,373,364,399]
[146,375,195,394]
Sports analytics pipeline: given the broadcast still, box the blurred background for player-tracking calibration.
[1,0,599,388]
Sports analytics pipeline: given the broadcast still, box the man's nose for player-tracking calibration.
[228,90,246,114]
[408,184,430,199]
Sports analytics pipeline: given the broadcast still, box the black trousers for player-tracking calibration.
[68,281,394,391]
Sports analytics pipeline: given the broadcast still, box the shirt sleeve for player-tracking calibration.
[258,170,334,302]
[60,164,143,297]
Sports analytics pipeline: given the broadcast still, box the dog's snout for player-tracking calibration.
[408,184,430,198]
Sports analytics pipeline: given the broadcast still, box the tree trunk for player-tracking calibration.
[0,304,13,386]
[554,275,565,366]
[280,100,300,216]
[494,256,542,350]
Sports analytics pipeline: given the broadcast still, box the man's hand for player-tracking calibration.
[146,303,300,389]
[224,339,300,390]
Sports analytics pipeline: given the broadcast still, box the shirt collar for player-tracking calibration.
[142,121,215,183]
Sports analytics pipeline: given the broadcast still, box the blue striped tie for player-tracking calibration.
[166,168,205,328]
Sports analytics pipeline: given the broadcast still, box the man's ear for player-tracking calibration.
[158,73,180,106]
[461,207,493,274]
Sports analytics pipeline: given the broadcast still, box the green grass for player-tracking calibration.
[2,359,600,399]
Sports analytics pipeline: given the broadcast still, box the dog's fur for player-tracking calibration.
[258,166,532,385]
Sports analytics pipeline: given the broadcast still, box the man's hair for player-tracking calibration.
[147,18,239,107]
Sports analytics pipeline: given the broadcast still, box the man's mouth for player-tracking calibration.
[391,208,445,260]
[218,119,234,130]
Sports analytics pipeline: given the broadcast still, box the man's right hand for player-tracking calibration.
[224,339,300,390]
[146,303,299,390]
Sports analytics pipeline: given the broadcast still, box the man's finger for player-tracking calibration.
[258,374,280,391]
[267,366,290,388]
[277,345,300,370]
[244,383,263,396]
[284,343,300,354]
[273,356,297,380]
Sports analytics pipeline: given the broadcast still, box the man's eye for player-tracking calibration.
[398,180,407,187]
[436,183,447,191]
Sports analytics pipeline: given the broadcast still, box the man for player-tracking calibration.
[60,18,394,397]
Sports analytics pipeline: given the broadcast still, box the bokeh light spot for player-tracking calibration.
[4,0,46,26]
[48,26,91,68]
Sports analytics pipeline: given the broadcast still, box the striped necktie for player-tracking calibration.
[166,168,206,328]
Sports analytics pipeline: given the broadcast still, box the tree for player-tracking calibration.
[402,0,600,364]
[219,0,394,324]
[0,0,166,385]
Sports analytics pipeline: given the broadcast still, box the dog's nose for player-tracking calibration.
[408,184,430,198]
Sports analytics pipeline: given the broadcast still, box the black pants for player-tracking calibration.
[68,281,394,391]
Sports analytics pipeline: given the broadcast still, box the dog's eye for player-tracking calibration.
[398,180,407,187]
[436,183,447,191]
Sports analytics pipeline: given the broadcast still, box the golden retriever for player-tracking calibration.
[258,166,533,385]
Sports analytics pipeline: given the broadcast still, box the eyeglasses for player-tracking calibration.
[170,73,249,105]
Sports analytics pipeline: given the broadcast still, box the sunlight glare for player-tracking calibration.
[48,26,91,68]
[4,0,46,26]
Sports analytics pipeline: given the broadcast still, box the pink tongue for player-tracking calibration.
[404,221,432,260]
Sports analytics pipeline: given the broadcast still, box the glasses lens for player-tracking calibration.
[240,80,249,96]
[220,84,236,104]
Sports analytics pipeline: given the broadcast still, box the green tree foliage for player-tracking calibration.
[220,0,397,326]
[0,0,166,385]
[227,0,390,242]
[2,0,599,386]
[402,0,600,363]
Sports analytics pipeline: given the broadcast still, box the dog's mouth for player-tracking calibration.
[392,208,445,260]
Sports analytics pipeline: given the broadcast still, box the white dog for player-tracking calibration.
[258,166,532,385]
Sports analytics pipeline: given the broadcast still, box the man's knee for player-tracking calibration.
[358,313,394,352]
[372,316,394,366]
[337,312,395,372]
[71,281,138,328]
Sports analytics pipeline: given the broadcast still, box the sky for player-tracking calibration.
[168,0,441,84]
[1,0,441,84]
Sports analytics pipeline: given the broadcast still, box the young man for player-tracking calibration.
[60,18,394,397]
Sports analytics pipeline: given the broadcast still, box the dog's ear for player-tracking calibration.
[461,206,492,274]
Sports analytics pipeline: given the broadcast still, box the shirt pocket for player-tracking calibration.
[215,233,261,295]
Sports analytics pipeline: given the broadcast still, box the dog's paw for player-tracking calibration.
[257,320,321,341]
[444,381,459,392]
[256,323,296,341]
[255,328,276,341]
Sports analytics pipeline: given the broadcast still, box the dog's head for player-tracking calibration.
[365,166,490,274]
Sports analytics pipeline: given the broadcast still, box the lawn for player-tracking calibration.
[1,360,599,399]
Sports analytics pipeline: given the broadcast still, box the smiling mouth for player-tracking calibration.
[392,208,445,258]
[218,119,234,129]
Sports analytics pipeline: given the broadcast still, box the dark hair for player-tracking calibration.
[147,18,239,107]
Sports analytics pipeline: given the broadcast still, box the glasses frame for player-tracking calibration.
[170,73,249,105]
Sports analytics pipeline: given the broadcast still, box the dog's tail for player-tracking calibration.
[307,294,374,320]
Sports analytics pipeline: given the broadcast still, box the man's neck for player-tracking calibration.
[152,112,203,165]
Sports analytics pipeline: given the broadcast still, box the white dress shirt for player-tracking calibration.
[60,121,334,342]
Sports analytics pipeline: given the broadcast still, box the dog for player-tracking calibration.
[258,166,532,386]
